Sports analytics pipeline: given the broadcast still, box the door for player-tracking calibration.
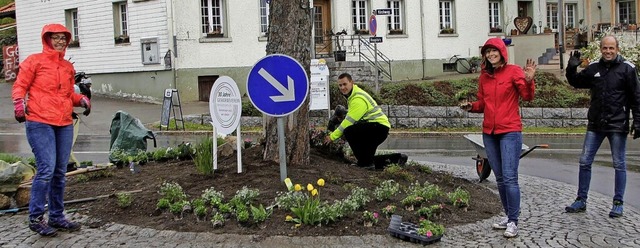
[198,75,218,102]
[314,0,332,56]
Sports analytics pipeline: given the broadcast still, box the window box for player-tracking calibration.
[68,40,80,48]
[115,35,130,44]
[489,27,502,33]
[440,28,455,34]
[389,29,404,35]
[206,33,224,38]
[354,29,369,35]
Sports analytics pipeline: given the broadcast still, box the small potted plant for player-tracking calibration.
[544,26,553,33]
[389,29,403,35]
[490,26,503,33]
[440,27,455,34]
[114,35,130,44]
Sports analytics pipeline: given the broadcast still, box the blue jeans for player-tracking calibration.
[483,132,522,224]
[577,131,627,202]
[26,121,74,221]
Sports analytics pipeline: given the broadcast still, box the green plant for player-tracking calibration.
[275,191,306,209]
[157,198,171,209]
[382,165,415,182]
[250,204,272,223]
[194,205,207,218]
[152,148,168,162]
[165,147,180,160]
[218,203,233,214]
[211,212,225,228]
[169,200,189,214]
[373,180,401,201]
[401,194,424,210]
[236,208,250,223]
[201,187,225,207]
[75,174,89,183]
[0,153,25,163]
[381,204,397,216]
[116,192,133,208]
[362,210,379,226]
[133,150,148,165]
[417,204,445,219]
[194,137,214,175]
[175,142,194,159]
[159,182,187,203]
[416,219,445,238]
[447,187,470,208]
[231,186,260,206]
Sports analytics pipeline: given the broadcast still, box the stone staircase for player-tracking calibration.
[324,58,379,85]
[537,49,571,71]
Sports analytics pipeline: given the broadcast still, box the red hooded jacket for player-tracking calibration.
[12,24,84,126]
[469,37,535,135]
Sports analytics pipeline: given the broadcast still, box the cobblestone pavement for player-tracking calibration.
[1,162,638,248]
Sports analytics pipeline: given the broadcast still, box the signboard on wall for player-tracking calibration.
[3,45,19,82]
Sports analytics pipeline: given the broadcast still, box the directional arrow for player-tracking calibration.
[258,68,295,102]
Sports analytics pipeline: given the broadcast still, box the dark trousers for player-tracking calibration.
[344,122,390,167]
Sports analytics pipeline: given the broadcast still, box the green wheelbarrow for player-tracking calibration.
[463,134,549,182]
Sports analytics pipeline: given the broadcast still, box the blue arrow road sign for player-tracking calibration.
[247,54,309,117]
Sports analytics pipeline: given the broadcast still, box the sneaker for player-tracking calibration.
[492,217,509,229]
[503,222,518,238]
[29,217,57,237]
[398,154,408,166]
[48,218,81,232]
[609,200,624,218]
[565,198,587,213]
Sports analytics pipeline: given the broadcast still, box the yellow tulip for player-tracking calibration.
[285,215,293,222]
[317,178,325,187]
[294,184,302,191]
[307,183,314,192]
[312,189,318,196]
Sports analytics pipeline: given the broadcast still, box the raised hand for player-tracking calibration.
[567,50,582,69]
[524,58,537,82]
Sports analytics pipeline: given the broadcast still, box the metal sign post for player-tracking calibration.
[209,76,242,172]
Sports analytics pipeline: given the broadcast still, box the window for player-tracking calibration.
[64,9,79,47]
[618,1,636,25]
[113,2,129,44]
[488,1,502,33]
[546,3,558,30]
[387,0,404,34]
[259,0,269,37]
[565,4,576,29]
[201,0,226,37]
[439,0,455,34]
[352,0,368,34]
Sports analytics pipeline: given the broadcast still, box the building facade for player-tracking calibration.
[15,0,632,102]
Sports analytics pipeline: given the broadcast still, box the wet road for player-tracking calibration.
[1,132,638,209]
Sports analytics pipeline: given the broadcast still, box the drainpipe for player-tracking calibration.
[168,0,177,90]
[420,0,426,79]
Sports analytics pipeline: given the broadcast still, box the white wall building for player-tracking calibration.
[15,0,604,102]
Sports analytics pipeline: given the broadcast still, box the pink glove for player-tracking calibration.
[80,96,91,116]
[13,98,25,123]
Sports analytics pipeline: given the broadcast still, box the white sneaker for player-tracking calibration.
[492,217,508,229]
[504,222,518,238]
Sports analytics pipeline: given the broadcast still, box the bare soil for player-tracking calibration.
[65,146,502,237]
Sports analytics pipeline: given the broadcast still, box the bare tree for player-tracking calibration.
[261,0,311,166]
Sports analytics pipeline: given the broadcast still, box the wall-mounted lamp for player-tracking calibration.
[597,2,601,9]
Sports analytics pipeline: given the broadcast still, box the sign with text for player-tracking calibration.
[310,59,330,111]
[3,45,19,82]
[209,76,242,135]
[375,8,392,15]
[369,36,383,43]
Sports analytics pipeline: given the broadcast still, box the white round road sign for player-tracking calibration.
[209,76,242,135]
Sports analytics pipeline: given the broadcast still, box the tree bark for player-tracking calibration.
[262,0,311,166]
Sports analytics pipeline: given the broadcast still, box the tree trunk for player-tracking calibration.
[262,0,311,166]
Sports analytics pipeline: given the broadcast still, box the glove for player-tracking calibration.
[80,96,91,116]
[567,50,582,69]
[13,98,26,123]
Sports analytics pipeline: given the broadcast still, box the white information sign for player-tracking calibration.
[209,76,242,135]
[310,59,330,111]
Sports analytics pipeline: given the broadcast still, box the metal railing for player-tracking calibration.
[313,33,393,81]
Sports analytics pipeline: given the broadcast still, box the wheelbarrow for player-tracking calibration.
[463,134,549,182]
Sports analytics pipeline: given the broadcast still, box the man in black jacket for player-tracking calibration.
[564,35,640,218]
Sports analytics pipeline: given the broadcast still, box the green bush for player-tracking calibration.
[330,72,590,108]
[242,98,262,117]
[0,153,24,164]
